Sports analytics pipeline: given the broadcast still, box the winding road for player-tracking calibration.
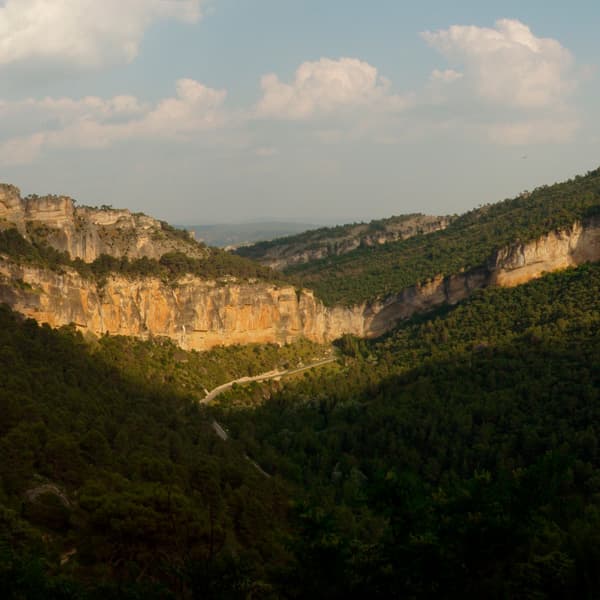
[201,356,338,478]
[200,357,337,404]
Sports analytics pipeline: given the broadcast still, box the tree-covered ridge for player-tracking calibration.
[286,167,600,305]
[236,212,444,257]
[0,227,288,284]
[211,262,600,597]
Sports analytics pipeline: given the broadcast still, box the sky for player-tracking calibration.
[0,0,599,225]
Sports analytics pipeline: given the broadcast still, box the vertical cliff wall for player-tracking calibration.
[0,218,598,350]
[0,260,367,350]
[366,218,600,336]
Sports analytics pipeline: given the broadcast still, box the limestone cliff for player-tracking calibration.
[0,184,205,262]
[0,218,598,350]
[366,218,600,336]
[0,261,365,350]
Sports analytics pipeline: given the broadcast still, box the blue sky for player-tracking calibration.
[0,0,599,224]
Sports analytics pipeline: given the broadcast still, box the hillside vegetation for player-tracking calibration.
[285,167,600,305]
[0,312,330,598]
[1,260,598,597]
[236,213,451,269]
[214,261,600,597]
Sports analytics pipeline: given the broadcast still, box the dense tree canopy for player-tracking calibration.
[214,263,600,597]
[0,261,598,597]
[286,167,600,305]
[2,156,600,600]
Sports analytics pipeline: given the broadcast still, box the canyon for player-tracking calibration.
[0,213,598,350]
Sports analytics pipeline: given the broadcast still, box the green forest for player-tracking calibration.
[214,262,600,597]
[1,259,599,597]
[285,167,600,305]
[235,213,441,261]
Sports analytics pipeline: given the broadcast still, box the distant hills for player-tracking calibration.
[1,168,600,597]
[184,221,317,248]
[251,168,600,305]
[235,213,453,270]
[1,169,599,349]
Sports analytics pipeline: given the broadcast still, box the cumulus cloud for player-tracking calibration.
[421,19,580,144]
[0,0,203,69]
[256,57,411,119]
[0,79,227,165]
[422,19,575,109]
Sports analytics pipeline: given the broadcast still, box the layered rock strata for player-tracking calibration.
[0,219,598,350]
[0,184,204,262]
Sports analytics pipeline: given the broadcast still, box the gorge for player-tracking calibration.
[1,180,598,349]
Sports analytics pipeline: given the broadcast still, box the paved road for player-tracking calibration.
[200,357,337,404]
[204,356,338,478]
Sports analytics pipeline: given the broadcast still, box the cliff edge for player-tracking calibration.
[0,184,205,262]
[0,218,597,350]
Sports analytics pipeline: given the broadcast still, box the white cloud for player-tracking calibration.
[421,19,580,144]
[0,79,227,165]
[256,57,411,119]
[0,132,45,166]
[0,0,203,69]
[422,19,575,109]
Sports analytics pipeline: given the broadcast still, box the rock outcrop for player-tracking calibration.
[236,214,453,270]
[0,184,205,262]
[491,221,600,287]
[1,218,598,350]
[367,218,600,336]
[0,261,366,349]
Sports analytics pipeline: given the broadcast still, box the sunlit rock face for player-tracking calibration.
[0,263,367,350]
[0,185,24,226]
[365,217,600,336]
[1,182,598,351]
[491,220,600,287]
[0,184,206,262]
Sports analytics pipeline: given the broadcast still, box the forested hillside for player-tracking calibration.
[0,311,336,598]
[235,213,451,269]
[213,262,600,597]
[286,168,600,305]
[1,260,598,597]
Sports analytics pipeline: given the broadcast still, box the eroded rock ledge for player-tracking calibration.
[0,219,598,350]
[0,184,204,262]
